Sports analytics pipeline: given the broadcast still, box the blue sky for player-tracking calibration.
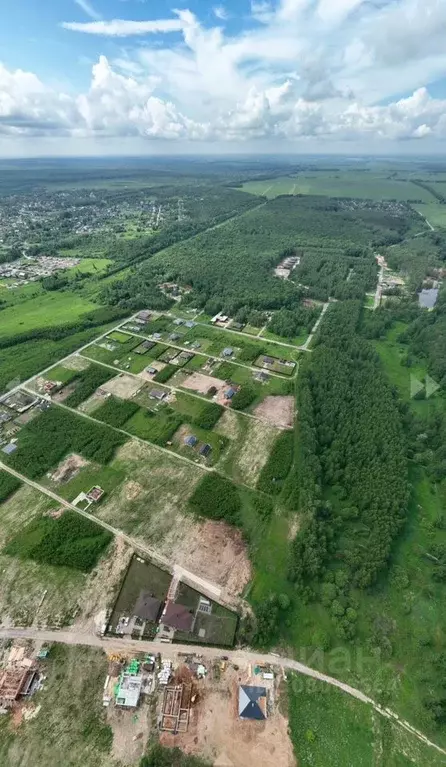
[1,0,446,156]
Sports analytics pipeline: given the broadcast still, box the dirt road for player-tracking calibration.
[0,461,224,605]
[1,626,445,758]
[299,302,329,351]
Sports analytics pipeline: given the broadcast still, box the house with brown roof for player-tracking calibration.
[162,602,194,633]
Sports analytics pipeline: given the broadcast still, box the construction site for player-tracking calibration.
[0,642,48,715]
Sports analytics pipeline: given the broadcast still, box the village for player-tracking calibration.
[0,255,81,288]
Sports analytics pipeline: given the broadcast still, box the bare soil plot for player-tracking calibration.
[181,372,226,398]
[172,520,251,601]
[214,409,241,440]
[101,373,143,399]
[253,395,295,428]
[49,453,89,484]
[52,382,77,403]
[77,391,105,413]
[63,355,91,371]
[161,665,295,767]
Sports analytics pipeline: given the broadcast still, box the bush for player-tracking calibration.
[94,397,139,428]
[231,385,256,411]
[5,511,112,572]
[153,365,176,383]
[188,473,241,525]
[141,744,211,767]
[0,470,21,502]
[257,430,294,494]
[65,365,115,408]
[192,402,223,430]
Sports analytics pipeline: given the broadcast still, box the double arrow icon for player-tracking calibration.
[410,374,440,399]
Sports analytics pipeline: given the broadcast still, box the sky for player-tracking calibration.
[1,0,446,156]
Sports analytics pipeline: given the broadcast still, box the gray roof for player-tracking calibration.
[239,686,267,720]
[133,592,162,622]
[2,443,17,455]
[116,673,143,708]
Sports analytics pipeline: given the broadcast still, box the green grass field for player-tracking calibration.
[287,675,446,767]
[413,203,446,229]
[241,172,437,202]
[0,291,99,339]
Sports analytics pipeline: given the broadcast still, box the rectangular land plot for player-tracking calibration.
[214,410,280,487]
[108,554,172,634]
[174,581,238,647]
[254,354,296,376]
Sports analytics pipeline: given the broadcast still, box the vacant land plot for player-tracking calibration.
[254,395,295,428]
[0,484,119,629]
[173,519,251,601]
[100,373,143,400]
[181,372,227,397]
[94,439,204,545]
[0,644,117,767]
[216,411,279,487]
[0,291,99,340]
[287,674,445,767]
[49,453,89,484]
[61,355,91,372]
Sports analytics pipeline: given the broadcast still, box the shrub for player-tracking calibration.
[0,470,21,502]
[257,430,294,494]
[94,397,139,428]
[192,402,223,430]
[231,385,256,411]
[188,473,241,525]
[65,365,114,408]
[153,364,176,383]
[5,511,112,572]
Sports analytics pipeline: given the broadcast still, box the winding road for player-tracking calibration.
[1,626,445,758]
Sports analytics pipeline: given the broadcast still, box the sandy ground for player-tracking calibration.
[107,701,151,766]
[52,382,77,403]
[101,374,144,399]
[49,453,89,484]
[173,520,251,601]
[161,667,295,767]
[63,355,91,371]
[73,537,133,634]
[254,396,295,429]
[138,361,166,382]
[182,372,227,397]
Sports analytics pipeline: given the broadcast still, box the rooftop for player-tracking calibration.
[239,686,267,721]
[115,673,143,708]
[133,591,162,623]
[163,601,194,633]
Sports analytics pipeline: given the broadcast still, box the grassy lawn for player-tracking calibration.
[108,553,172,633]
[124,406,183,445]
[66,258,112,276]
[260,328,307,347]
[44,364,79,384]
[0,291,99,339]
[0,644,115,767]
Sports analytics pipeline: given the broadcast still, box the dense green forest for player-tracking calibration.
[103,196,417,313]
[288,302,409,637]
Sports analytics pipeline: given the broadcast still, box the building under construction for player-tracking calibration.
[0,667,38,709]
[160,683,192,733]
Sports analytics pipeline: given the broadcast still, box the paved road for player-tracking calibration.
[1,626,445,757]
[0,461,224,605]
